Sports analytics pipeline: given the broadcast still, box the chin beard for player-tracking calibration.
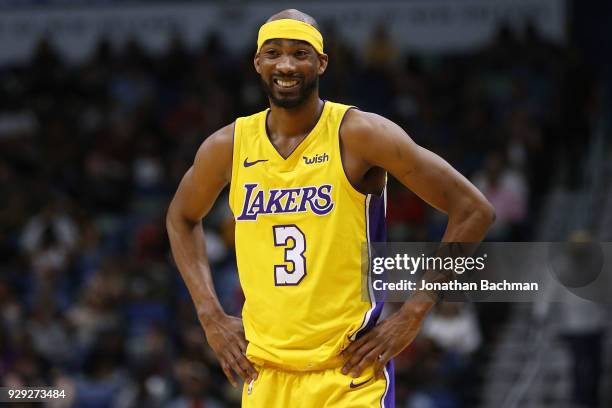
[260,76,318,109]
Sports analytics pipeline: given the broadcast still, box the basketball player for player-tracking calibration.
[166,9,494,407]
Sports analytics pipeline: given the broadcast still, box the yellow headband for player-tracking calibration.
[257,19,324,54]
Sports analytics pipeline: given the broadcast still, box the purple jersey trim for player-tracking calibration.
[367,191,387,242]
[382,359,395,408]
[355,191,387,339]
[358,191,394,407]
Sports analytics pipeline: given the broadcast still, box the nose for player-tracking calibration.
[276,54,296,74]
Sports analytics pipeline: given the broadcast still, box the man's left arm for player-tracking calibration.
[340,110,495,378]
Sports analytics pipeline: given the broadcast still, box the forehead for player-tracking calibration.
[261,39,314,49]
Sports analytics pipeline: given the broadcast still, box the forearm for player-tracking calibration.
[166,209,226,325]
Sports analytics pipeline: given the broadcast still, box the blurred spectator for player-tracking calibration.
[422,303,482,357]
[27,298,73,367]
[407,303,482,408]
[472,152,528,240]
[67,276,121,353]
[70,342,129,408]
[115,363,172,408]
[364,23,399,70]
[167,359,223,408]
[536,231,609,408]
[21,200,79,261]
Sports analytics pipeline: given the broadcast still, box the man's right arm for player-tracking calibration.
[166,123,257,386]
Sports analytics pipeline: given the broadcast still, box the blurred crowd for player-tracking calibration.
[0,18,599,408]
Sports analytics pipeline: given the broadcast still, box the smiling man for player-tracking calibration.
[166,8,494,408]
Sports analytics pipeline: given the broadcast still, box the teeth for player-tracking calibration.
[275,79,298,88]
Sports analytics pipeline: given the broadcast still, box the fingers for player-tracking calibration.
[374,351,391,379]
[218,344,258,387]
[220,354,257,387]
[230,319,249,352]
[348,345,385,378]
[231,348,259,382]
[342,332,372,356]
[205,316,257,387]
[220,361,238,388]
[342,337,381,377]
[236,336,248,353]
[242,358,259,381]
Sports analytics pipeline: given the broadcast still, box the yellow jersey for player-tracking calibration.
[229,101,386,370]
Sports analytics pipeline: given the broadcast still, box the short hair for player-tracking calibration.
[266,9,320,32]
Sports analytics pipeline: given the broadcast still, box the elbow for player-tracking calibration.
[165,198,200,235]
[474,198,496,228]
[447,193,495,241]
[165,198,179,235]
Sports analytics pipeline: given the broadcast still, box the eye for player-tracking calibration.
[264,48,279,57]
[295,50,309,58]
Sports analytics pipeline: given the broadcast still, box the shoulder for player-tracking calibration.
[193,122,235,183]
[340,108,375,134]
[340,108,411,164]
[197,122,235,155]
[340,108,402,144]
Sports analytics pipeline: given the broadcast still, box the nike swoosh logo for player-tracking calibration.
[244,158,268,167]
[349,377,372,389]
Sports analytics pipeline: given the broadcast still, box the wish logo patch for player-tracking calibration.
[303,153,329,165]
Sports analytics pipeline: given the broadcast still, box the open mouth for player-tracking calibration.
[273,78,299,89]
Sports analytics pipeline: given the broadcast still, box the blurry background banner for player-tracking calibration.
[0,0,566,64]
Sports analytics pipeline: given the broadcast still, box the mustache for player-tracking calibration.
[272,74,304,80]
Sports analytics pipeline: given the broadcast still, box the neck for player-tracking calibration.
[267,94,324,139]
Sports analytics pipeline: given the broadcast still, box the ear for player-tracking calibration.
[317,53,329,76]
[254,52,261,74]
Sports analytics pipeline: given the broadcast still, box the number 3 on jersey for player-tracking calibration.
[273,225,306,285]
